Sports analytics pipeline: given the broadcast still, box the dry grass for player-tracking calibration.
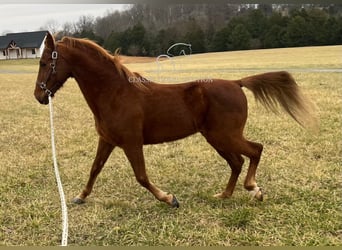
[127,45,342,83]
[0,46,341,246]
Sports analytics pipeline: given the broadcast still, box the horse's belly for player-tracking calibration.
[142,82,207,144]
[143,117,197,144]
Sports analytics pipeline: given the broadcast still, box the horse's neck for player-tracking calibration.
[71,60,124,117]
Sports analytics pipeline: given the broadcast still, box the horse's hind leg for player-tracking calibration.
[240,140,264,201]
[203,132,264,201]
[213,151,244,199]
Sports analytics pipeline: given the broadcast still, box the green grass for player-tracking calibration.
[0,46,341,246]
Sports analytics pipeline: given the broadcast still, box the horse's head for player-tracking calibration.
[34,32,72,104]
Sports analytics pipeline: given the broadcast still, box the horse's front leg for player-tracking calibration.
[72,137,115,204]
[123,145,179,208]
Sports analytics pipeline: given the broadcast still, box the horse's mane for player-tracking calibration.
[60,36,144,87]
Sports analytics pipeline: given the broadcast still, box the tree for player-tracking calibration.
[72,15,98,41]
[75,15,95,34]
[183,21,206,54]
[104,23,150,56]
[263,25,287,48]
[209,27,230,52]
[230,24,251,50]
[246,9,268,39]
[324,16,342,45]
[153,27,179,55]
[40,19,60,34]
[306,8,329,45]
[259,3,273,16]
[127,22,150,56]
[53,4,342,55]
[268,12,288,28]
[60,22,76,36]
[286,15,310,47]
[103,31,124,53]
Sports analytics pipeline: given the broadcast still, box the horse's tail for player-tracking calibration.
[240,71,317,128]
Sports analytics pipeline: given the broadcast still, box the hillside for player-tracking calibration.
[52,4,342,57]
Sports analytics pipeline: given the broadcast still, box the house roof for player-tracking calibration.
[0,31,47,49]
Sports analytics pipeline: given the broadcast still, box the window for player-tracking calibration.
[2,50,5,56]
[32,49,36,55]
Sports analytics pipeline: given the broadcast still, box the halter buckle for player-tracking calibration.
[39,82,52,96]
[52,51,58,60]
[39,82,46,89]
[45,88,52,96]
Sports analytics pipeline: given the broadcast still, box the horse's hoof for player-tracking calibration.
[171,195,180,208]
[249,187,263,201]
[213,192,228,199]
[255,189,264,201]
[72,197,85,204]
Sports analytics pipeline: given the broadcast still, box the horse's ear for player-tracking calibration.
[45,32,55,49]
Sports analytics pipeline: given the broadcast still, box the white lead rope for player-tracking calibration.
[48,95,68,246]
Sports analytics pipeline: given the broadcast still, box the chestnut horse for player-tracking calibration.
[34,32,314,207]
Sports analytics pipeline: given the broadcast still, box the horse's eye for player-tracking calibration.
[40,61,47,67]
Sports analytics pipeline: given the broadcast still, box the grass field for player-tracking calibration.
[0,46,341,246]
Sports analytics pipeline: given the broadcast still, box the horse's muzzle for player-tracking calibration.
[34,92,49,105]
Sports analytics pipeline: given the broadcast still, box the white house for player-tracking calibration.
[0,31,47,60]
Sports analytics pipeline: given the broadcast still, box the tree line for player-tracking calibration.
[50,4,342,56]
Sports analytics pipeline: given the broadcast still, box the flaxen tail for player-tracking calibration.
[240,71,317,129]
